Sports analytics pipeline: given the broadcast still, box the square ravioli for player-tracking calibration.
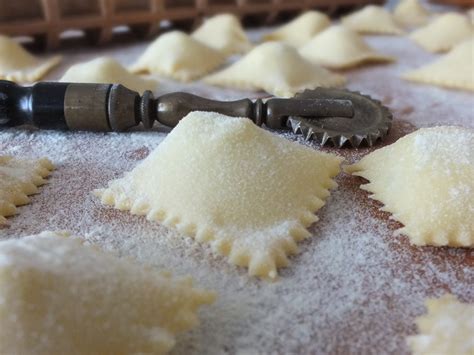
[0,156,54,224]
[0,232,214,354]
[96,111,343,279]
[0,35,61,83]
[347,126,474,247]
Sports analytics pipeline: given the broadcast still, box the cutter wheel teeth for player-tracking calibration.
[289,88,392,148]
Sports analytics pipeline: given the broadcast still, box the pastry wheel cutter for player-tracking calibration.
[0,80,392,147]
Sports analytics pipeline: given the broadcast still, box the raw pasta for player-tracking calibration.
[0,231,215,355]
[0,156,54,224]
[192,13,252,56]
[403,39,474,92]
[262,11,331,47]
[96,111,342,279]
[346,126,474,247]
[407,294,474,355]
[341,5,404,35]
[130,31,225,81]
[409,12,473,53]
[0,35,61,83]
[468,8,474,24]
[299,25,394,69]
[204,42,345,97]
[393,0,430,28]
[60,57,157,94]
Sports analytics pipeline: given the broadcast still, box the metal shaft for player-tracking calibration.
[0,80,354,132]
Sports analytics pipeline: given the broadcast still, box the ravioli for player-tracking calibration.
[129,31,225,82]
[96,112,342,279]
[299,25,394,69]
[192,13,252,56]
[393,0,430,28]
[262,11,331,47]
[403,39,474,92]
[341,5,404,35]
[409,13,473,53]
[0,156,54,225]
[0,35,61,83]
[468,8,474,24]
[407,295,474,355]
[204,42,346,97]
[0,231,215,355]
[346,126,474,247]
[60,57,157,94]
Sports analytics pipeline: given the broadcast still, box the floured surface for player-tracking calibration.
[0,28,473,354]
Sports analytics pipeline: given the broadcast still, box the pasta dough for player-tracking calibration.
[393,0,430,28]
[0,231,215,355]
[129,31,225,82]
[0,35,61,83]
[341,5,403,35]
[468,8,474,24]
[60,57,157,94]
[262,11,331,47]
[0,156,54,224]
[192,13,252,56]
[299,25,395,69]
[346,126,474,247]
[402,39,474,92]
[96,111,342,279]
[409,13,473,53]
[204,42,346,97]
[407,295,474,355]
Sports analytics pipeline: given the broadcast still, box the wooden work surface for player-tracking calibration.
[1,25,473,354]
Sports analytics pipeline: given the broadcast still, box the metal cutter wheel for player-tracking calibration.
[288,88,392,148]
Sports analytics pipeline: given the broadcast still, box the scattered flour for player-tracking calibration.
[0,24,473,355]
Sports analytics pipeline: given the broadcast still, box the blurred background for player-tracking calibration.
[2,0,467,50]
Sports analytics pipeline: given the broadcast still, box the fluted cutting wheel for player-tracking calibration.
[288,88,392,148]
